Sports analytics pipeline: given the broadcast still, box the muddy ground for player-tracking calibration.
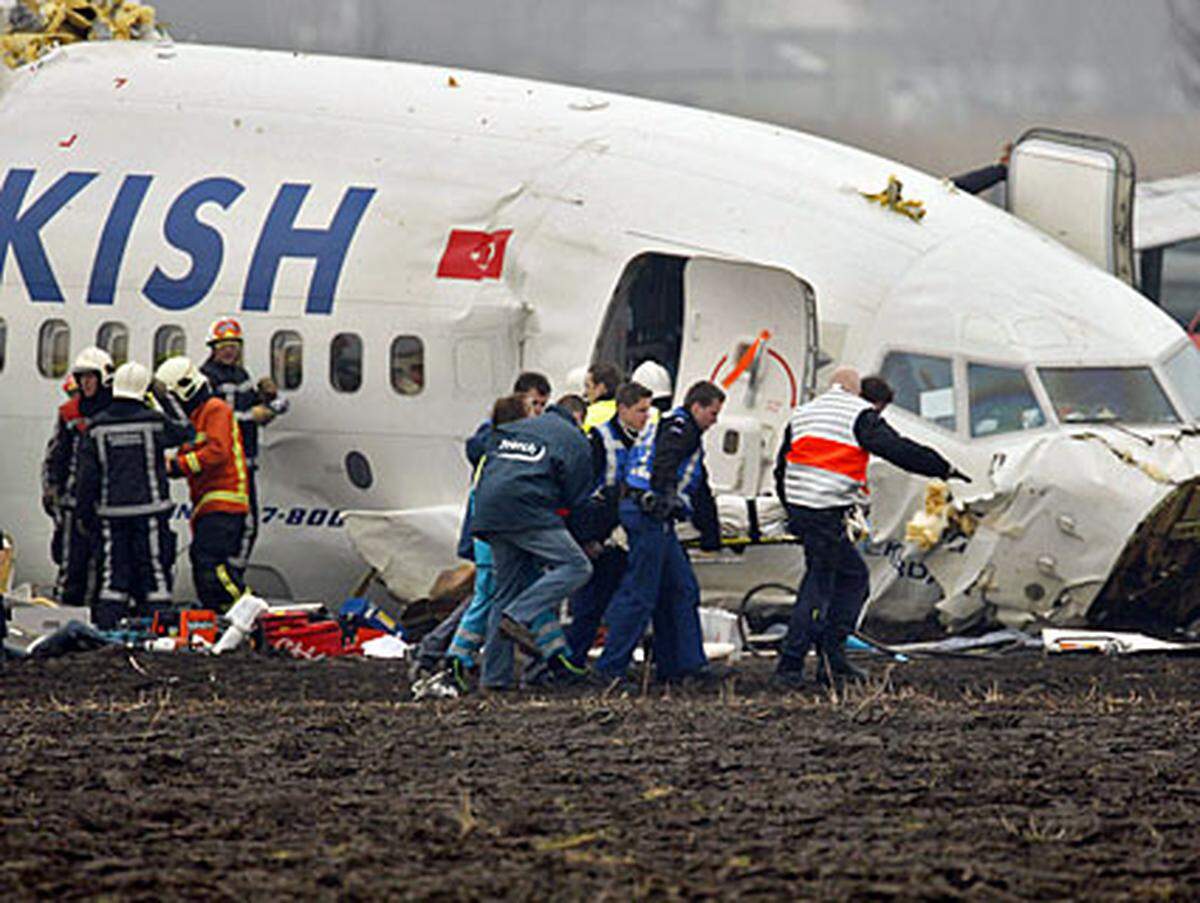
[1,649,1199,900]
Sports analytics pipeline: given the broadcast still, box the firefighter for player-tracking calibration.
[200,317,281,569]
[156,356,250,612]
[75,363,193,628]
[582,362,623,432]
[563,380,654,667]
[41,347,113,606]
[593,380,725,685]
[771,368,968,689]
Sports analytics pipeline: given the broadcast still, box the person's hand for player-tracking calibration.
[698,534,722,553]
[947,467,973,483]
[250,404,276,425]
[41,490,58,518]
[166,456,183,478]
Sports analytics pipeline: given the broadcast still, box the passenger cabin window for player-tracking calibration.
[271,330,304,390]
[880,352,956,431]
[968,364,1045,437]
[0,317,6,373]
[153,325,187,369]
[391,336,424,395]
[38,319,70,378]
[1039,366,1179,425]
[96,322,130,367]
[330,333,362,393]
[1164,343,1200,421]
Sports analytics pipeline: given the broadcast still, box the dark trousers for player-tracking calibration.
[595,501,706,682]
[55,508,98,607]
[190,512,246,612]
[778,505,869,673]
[94,514,176,629]
[564,546,628,667]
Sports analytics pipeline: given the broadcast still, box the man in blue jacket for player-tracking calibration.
[594,380,726,685]
[472,396,595,688]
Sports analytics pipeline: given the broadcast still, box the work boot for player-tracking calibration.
[769,668,807,692]
[669,662,737,689]
[815,639,868,687]
[525,653,589,689]
[498,615,542,658]
[449,657,478,694]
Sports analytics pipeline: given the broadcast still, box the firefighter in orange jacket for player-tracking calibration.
[155,356,250,611]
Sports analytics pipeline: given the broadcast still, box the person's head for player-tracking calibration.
[491,394,529,427]
[860,375,894,413]
[615,381,653,434]
[585,362,623,404]
[112,362,153,403]
[513,371,551,416]
[555,393,588,425]
[206,317,244,366]
[682,380,725,432]
[155,356,208,408]
[71,347,114,398]
[828,366,861,395]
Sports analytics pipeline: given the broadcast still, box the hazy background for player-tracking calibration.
[134,1,1200,178]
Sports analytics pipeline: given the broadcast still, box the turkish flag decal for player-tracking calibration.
[436,228,513,280]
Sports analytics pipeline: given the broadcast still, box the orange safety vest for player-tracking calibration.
[783,386,873,509]
[175,396,249,521]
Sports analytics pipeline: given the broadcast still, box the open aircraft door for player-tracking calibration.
[678,258,817,496]
[1007,128,1136,285]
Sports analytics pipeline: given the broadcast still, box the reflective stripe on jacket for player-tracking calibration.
[625,406,705,513]
[176,397,249,520]
[784,386,873,509]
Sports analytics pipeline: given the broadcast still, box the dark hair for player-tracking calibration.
[860,376,894,407]
[683,380,726,410]
[615,381,652,409]
[555,393,588,420]
[492,394,529,426]
[588,362,623,399]
[513,371,551,397]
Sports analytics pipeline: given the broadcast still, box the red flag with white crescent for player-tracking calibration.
[436,228,513,280]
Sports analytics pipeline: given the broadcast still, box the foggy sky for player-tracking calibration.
[134,1,1200,177]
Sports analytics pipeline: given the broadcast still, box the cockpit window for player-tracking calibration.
[1038,366,1179,425]
[1163,343,1200,421]
[880,352,956,431]
[968,364,1045,437]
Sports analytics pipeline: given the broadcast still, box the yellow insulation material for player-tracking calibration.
[905,478,976,551]
[2,1,157,69]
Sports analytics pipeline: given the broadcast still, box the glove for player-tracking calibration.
[250,404,276,425]
[257,376,279,402]
[42,490,58,518]
[166,456,183,478]
[947,467,973,483]
[698,533,722,553]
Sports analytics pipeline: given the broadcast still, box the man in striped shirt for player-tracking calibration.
[771,368,965,688]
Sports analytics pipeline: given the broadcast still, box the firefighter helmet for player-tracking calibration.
[112,362,152,402]
[206,317,244,346]
[71,347,115,385]
[155,356,207,402]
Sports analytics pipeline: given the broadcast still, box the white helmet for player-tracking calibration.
[631,360,673,400]
[155,356,207,402]
[71,347,115,385]
[112,362,152,401]
[565,365,588,396]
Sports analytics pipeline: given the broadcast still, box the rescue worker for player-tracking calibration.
[200,317,282,569]
[471,393,595,689]
[41,347,114,606]
[582,362,623,432]
[156,356,250,612]
[412,371,555,679]
[75,363,193,628]
[593,380,725,684]
[631,359,674,414]
[771,368,969,689]
[564,381,654,667]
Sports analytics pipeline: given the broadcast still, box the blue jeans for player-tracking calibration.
[778,505,869,673]
[594,501,706,682]
[564,546,627,667]
[484,527,592,687]
[446,539,495,667]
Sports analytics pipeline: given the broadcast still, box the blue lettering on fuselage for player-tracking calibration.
[0,168,377,314]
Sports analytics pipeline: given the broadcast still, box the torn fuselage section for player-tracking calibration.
[869,428,1200,637]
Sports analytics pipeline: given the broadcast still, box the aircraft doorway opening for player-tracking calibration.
[593,252,817,496]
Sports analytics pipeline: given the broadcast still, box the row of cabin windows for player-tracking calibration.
[16,319,424,397]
